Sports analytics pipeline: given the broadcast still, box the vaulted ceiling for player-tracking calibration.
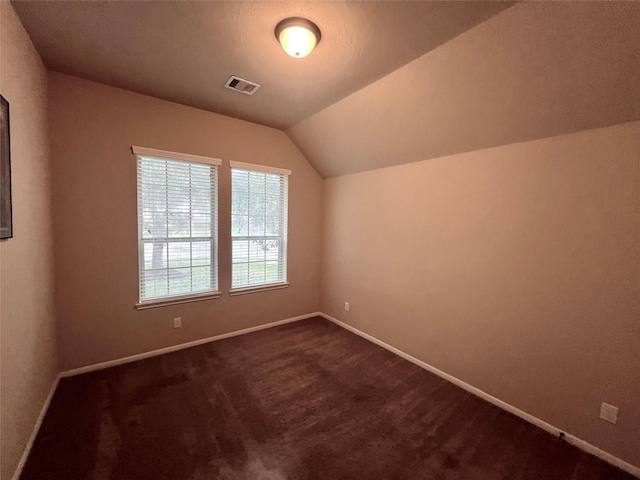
[12,0,511,130]
[12,1,640,178]
[287,1,640,177]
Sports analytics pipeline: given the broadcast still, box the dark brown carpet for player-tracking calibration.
[21,317,635,480]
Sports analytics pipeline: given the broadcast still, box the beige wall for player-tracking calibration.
[0,4,58,479]
[287,2,640,178]
[322,122,640,468]
[4,2,637,475]
[48,72,323,371]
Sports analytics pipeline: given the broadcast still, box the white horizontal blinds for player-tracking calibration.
[231,166,289,289]
[137,155,218,302]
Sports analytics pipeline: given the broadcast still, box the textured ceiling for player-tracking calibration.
[12,0,512,130]
[288,1,640,177]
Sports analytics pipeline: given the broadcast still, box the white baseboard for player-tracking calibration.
[319,312,640,478]
[60,312,321,378]
[13,312,321,480]
[12,373,61,480]
[15,311,638,479]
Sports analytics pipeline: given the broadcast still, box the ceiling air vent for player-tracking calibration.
[224,75,261,96]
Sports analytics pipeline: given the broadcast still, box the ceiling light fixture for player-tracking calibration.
[275,17,321,59]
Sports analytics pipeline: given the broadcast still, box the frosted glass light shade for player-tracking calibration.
[275,18,321,59]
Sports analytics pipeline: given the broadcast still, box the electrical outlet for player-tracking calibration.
[173,317,182,329]
[600,402,618,424]
[344,302,350,311]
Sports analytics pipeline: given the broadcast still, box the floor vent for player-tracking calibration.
[224,75,261,95]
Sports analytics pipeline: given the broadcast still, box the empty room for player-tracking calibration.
[1,1,638,479]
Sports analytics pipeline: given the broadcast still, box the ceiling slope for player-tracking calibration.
[287,2,640,178]
[12,0,512,130]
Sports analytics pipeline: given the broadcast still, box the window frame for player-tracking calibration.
[132,146,222,309]
[229,160,291,295]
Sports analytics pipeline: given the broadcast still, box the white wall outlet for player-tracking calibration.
[600,402,619,424]
[344,302,350,311]
[173,317,182,329]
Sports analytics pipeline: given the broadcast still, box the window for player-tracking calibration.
[134,146,221,307]
[230,161,290,292]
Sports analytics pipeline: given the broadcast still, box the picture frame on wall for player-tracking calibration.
[1,95,12,239]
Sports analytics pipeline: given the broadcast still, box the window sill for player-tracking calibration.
[229,282,290,297]
[135,291,222,310]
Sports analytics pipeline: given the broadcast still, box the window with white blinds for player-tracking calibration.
[230,161,290,290]
[135,147,220,304]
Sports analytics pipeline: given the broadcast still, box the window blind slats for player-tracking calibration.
[137,155,218,302]
[231,167,288,289]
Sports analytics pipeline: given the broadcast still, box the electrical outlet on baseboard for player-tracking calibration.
[173,317,182,329]
[600,402,618,424]
[344,302,350,311]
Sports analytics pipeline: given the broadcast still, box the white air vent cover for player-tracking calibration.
[224,76,261,95]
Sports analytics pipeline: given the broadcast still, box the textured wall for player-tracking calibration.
[321,122,640,468]
[48,72,323,371]
[0,4,59,479]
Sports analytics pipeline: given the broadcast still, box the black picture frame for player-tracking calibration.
[1,95,12,239]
